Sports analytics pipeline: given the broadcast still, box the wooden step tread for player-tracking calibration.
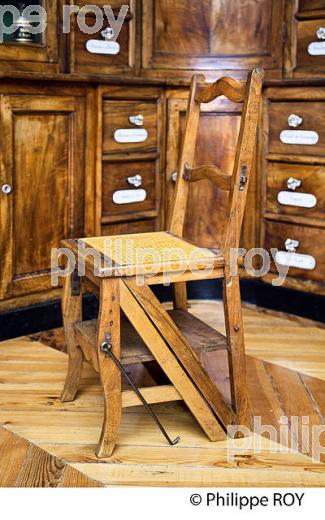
[74,310,227,367]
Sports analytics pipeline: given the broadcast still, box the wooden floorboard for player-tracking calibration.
[0,426,103,487]
[0,301,324,487]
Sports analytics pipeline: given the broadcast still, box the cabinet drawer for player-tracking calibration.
[72,1,134,75]
[296,19,325,74]
[102,219,157,236]
[266,162,325,219]
[103,100,158,153]
[264,220,325,283]
[102,160,159,218]
[268,101,325,156]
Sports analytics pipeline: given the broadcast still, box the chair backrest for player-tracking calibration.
[168,69,264,263]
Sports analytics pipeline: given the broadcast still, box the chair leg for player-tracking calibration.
[61,272,83,403]
[96,279,121,458]
[223,275,250,430]
[172,282,188,310]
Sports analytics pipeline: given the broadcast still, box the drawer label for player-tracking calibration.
[308,41,325,56]
[114,128,148,143]
[86,40,120,55]
[113,189,147,204]
[277,191,317,208]
[280,130,319,145]
[275,251,316,270]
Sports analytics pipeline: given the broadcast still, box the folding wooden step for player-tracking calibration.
[74,310,227,370]
[170,309,227,353]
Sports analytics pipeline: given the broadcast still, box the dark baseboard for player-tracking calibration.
[157,279,325,324]
[0,279,324,341]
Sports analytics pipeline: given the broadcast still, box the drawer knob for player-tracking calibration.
[129,114,144,126]
[316,27,325,40]
[2,183,12,195]
[127,174,142,187]
[288,114,303,128]
[285,238,300,253]
[287,177,302,191]
[101,27,114,40]
[171,171,177,182]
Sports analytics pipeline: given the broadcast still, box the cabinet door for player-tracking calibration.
[166,93,242,250]
[0,1,60,73]
[143,0,284,78]
[0,93,86,300]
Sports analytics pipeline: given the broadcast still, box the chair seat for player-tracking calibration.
[81,231,225,277]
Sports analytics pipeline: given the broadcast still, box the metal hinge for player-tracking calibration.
[71,269,81,296]
[239,163,248,191]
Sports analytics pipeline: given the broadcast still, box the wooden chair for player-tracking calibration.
[60,68,264,457]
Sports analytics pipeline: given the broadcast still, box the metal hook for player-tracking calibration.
[100,337,180,447]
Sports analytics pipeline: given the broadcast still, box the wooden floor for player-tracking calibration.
[1,300,325,487]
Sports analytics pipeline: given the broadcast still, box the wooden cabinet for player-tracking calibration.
[2,2,325,313]
[0,84,90,302]
[96,86,164,236]
[142,0,285,80]
[259,86,325,294]
[0,1,61,73]
[0,1,287,79]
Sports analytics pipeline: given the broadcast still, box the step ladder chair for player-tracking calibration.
[60,68,264,458]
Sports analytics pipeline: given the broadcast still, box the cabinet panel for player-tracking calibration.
[266,162,325,221]
[13,112,71,276]
[70,0,136,75]
[103,99,158,153]
[102,219,156,236]
[143,0,284,75]
[263,220,325,284]
[154,0,210,56]
[298,1,325,12]
[285,2,325,78]
[210,1,272,56]
[102,159,159,218]
[268,101,325,157]
[0,93,86,299]
[166,95,241,249]
[296,18,325,76]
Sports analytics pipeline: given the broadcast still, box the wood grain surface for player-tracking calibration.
[1,301,325,487]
